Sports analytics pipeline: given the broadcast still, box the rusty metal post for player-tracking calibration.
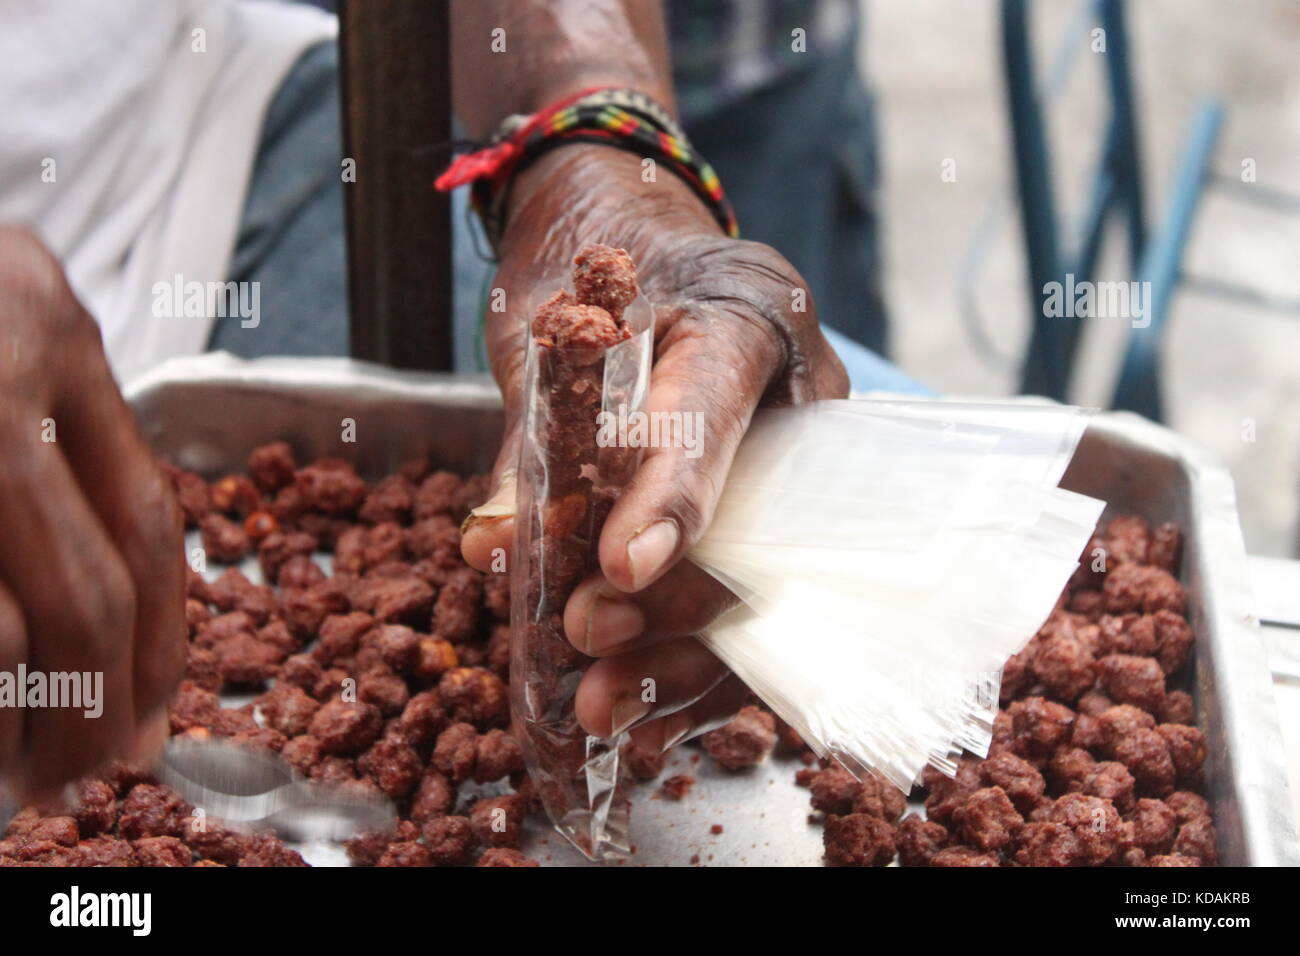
[338,0,453,370]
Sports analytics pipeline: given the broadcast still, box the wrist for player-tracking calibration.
[440,81,737,250]
[500,145,722,261]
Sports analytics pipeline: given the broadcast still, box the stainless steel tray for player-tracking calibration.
[125,353,1298,866]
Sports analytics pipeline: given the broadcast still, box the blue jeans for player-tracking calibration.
[208,41,348,358]
[210,41,931,396]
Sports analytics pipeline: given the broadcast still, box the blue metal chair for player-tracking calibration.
[990,0,1297,421]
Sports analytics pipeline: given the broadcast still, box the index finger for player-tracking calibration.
[597,304,782,593]
[52,306,186,725]
[460,308,528,573]
[0,432,137,793]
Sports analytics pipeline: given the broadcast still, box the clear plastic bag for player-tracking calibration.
[510,252,1101,849]
[690,399,1105,792]
[510,272,653,862]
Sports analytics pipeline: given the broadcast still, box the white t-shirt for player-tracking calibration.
[0,0,336,382]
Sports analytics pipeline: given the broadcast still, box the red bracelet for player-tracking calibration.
[436,86,739,250]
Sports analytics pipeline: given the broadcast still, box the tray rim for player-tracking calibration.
[125,352,1298,866]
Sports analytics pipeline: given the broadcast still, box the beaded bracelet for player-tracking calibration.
[436,85,739,251]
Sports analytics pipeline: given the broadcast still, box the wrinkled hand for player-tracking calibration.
[0,228,185,796]
[461,147,847,753]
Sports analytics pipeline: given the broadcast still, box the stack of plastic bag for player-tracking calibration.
[689,399,1105,792]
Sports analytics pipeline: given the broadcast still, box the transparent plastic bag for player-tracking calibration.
[510,272,653,862]
[690,399,1105,792]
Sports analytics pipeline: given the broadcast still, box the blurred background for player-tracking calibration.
[863,0,1300,558]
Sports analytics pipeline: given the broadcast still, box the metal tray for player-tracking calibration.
[124,353,1298,866]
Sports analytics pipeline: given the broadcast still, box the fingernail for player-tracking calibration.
[585,594,645,655]
[462,473,516,535]
[626,520,678,590]
[609,696,653,737]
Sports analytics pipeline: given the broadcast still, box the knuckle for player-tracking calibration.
[0,226,61,289]
[56,559,137,666]
[820,346,851,399]
[0,229,76,319]
[0,232,99,378]
[662,237,838,399]
[136,466,185,558]
[704,386,752,451]
[660,473,714,542]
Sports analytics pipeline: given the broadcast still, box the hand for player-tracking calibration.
[461,147,848,753]
[0,228,185,796]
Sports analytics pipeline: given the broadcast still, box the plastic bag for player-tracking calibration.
[510,250,1102,852]
[510,251,653,861]
[690,399,1105,792]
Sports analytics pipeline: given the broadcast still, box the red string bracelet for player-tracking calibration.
[436,86,739,250]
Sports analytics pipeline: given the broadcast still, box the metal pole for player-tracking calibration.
[1003,0,1069,399]
[1112,102,1224,419]
[338,0,454,370]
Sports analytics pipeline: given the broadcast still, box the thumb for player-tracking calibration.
[460,422,519,573]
